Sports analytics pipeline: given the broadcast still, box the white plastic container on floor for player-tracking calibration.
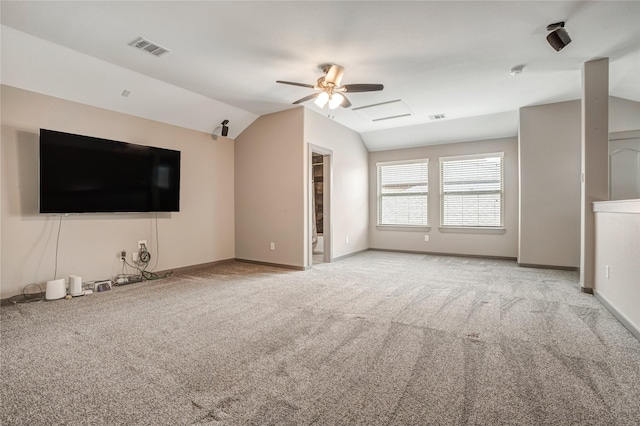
[45,278,66,300]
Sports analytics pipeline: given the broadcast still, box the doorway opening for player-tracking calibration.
[309,145,332,266]
[312,153,325,264]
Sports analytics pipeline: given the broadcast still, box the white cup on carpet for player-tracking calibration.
[45,278,66,300]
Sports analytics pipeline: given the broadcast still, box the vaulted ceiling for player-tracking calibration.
[2,1,639,151]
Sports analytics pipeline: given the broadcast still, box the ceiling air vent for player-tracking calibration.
[353,100,413,122]
[429,113,446,120]
[129,37,170,57]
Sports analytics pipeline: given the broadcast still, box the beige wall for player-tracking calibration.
[518,100,582,268]
[1,85,235,299]
[609,132,640,200]
[610,96,640,132]
[368,137,519,258]
[609,98,640,201]
[304,109,369,261]
[234,108,305,267]
[234,107,368,268]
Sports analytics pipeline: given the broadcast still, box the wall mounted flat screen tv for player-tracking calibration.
[39,129,180,213]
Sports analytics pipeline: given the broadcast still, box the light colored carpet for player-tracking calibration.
[2,251,639,425]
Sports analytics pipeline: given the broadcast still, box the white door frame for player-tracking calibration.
[308,143,333,265]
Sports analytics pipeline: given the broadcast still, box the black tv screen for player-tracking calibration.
[39,129,180,213]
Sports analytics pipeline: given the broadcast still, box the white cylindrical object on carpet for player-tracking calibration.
[68,275,83,296]
[45,278,66,300]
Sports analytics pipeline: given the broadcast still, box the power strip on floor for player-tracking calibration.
[114,275,143,286]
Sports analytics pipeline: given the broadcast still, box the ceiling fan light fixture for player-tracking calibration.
[314,91,330,108]
[328,93,344,109]
[277,64,383,109]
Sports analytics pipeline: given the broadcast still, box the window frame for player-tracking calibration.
[439,152,504,230]
[376,158,430,229]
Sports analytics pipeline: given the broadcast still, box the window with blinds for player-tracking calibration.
[377,160,429,226]
[440,153,503,227]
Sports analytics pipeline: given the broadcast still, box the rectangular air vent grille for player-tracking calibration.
[372,114,412,122]
[129,37,170,57]
[353,100,413,122]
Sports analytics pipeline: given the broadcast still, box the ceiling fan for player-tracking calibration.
[276,64,383,109]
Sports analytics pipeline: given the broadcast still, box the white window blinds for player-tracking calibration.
[377,160,428,226]
[440,153,503,227]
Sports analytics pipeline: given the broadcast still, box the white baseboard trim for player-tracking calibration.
[331,249,369,261]
[517,262,579,271]
[155,258,235,276]
[235,258,309,271]
[369,248,516,261]
[594,289,640,341]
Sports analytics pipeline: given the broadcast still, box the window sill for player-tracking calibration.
[438,226,506,234]
[376,225,431,232]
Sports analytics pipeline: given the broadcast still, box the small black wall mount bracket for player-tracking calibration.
[546,21,565,31]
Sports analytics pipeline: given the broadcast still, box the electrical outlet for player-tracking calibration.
[606,265,610,279]
[345,236,349,244]
[120,250,126,261]
[424,235,429,242]
[132,252,139,262]
[270,242,275,251]
[138,240,147,250]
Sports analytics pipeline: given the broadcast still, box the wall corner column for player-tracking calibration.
[580,58,609,291]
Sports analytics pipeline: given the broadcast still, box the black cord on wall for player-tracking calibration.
[152,213,160,270]
[149,213,172,280]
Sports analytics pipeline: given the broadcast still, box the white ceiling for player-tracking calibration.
[1,1,639,151]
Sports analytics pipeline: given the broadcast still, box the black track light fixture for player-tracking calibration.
[546,21,571,51]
